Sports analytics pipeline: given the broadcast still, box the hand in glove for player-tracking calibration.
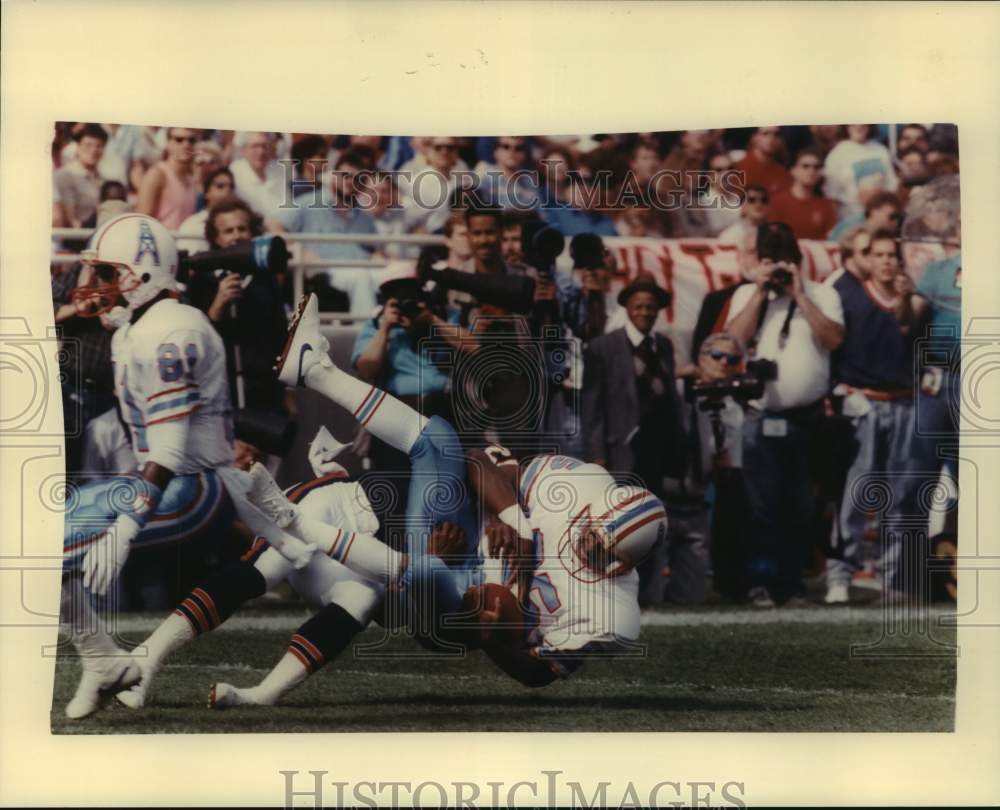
[81,513,141,596]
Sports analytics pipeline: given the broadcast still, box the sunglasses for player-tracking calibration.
[171,135,197,144]
[498,142,526,152]
[705,350,742,364]
[432,143,457,152]
[746,195,768,204]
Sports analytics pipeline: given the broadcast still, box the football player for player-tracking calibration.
[113,425,386,710]
[209,293,664,704]
[60,214,314,719]
[465,447,666,685]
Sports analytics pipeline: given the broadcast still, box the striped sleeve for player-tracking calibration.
[145,382,201,425]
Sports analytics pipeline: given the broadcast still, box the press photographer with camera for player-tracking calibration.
[725,222,845,607]
[689,332,751,602]
[351,264,480,535]
[183,197,295,468]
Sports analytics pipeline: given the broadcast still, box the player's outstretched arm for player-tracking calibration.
[81,458,178,595]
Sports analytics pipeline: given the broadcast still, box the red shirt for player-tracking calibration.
[733,152,792,196]
[767,191,838,240]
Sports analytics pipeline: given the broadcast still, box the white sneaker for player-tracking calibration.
[275,294,331,387]
[247,462,297,529]
[65,650,141,719]
[208,682,270,709]
[748,586,775,609]
[825,583,849,605]
[114,654,153,709]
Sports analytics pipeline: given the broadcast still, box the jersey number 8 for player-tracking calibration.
[157,342,199,383]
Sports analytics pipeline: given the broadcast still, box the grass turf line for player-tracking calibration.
[51,618,956,734]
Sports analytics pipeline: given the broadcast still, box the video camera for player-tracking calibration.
[521,220,565,277]
[689,358,778,406]
[412,264,538,315]
[177,234,289,284]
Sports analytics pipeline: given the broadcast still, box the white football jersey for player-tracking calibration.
[513,455,642,653]
[111,297,235,474]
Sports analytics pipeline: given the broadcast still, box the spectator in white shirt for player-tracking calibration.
[229,131,290,227]
[725,222,844,607]
[399,137,472,233]
[823,124,899,220]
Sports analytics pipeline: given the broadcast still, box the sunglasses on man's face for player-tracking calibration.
[432,143,457,152]
[498,142,526,152]
[706,350,742,364]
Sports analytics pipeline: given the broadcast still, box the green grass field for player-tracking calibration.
[51,604,956,734]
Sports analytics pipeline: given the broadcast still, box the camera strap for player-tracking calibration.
[749,293,796,355]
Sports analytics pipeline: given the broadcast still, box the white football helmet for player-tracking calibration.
[73,214,178,325]
[603,486,667,567]
[559,486,667,581]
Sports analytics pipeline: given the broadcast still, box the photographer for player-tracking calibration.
[352,266,478,535]
[690,333,749,602]
[186,197,293,466]
[570,232,624,339]
[725,222,844,607]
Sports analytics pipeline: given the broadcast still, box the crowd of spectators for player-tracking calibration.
[50,122,962,610]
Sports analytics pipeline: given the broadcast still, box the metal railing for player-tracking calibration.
[51,227,446,321]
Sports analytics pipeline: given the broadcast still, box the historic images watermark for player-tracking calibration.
[273,160,747,215]
[280,769,747,809]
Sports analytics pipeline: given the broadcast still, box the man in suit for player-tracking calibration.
[582,276,685,498]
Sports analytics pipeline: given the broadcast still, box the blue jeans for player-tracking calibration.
[828,398,915,588]
[397,416,484,648]
[741,405,820,602]
[884,369,960,592]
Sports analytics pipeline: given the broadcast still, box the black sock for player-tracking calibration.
[175,560,266,635]
[287,603,363,673]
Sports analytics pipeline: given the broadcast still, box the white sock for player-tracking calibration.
[304,364,427,454]
[245,651,309,705]
[292,515,404,584]
[136,612,195,672]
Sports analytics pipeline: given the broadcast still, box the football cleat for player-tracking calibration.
[65,651,141,719]
[247,462,298,529]
[275,294,331,387]
[113,654,154,710]
[208,682,268,709]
